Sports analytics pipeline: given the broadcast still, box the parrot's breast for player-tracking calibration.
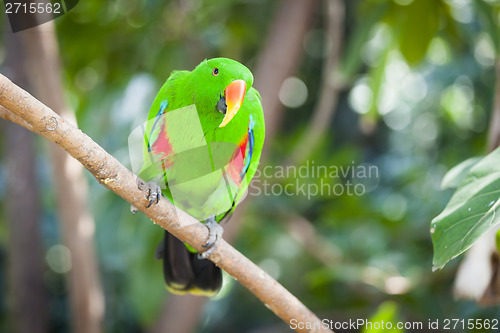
[144,109,254,221]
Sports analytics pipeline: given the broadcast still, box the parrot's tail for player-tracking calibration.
[158,231,222,296]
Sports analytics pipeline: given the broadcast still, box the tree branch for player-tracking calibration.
[0,74,333,333]
[0,105,32,130]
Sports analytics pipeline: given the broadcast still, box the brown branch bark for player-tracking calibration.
[0,105,32,130]
[287,0,345,165]
[15,21,104,333]
[0,74,333,333]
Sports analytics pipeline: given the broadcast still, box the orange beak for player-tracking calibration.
[219,79,247,128]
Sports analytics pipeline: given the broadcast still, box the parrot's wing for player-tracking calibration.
[138,99,170,184]
[229,88,265,210]
[213,114,261,221]
[146,100,168,152]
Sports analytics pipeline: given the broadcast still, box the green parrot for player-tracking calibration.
[138,58,265,296]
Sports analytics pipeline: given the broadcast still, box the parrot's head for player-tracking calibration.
[192,58,254,128]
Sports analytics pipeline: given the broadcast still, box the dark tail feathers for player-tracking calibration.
[158,231,222,296]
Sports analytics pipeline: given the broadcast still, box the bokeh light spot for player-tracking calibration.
[279,77,308,108]
[46,244,72,274]
[349,78,373,114]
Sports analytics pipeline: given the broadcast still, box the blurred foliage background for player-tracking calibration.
[1,0,500,332]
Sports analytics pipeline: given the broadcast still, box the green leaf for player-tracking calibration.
[431,146,500,270]
[361,301,403,333]
[441,156,483,189]
[398,0,440,65]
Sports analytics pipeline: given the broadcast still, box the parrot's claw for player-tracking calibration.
[130,205,138,214]
[198,217,224,259]
[137,179,162,208]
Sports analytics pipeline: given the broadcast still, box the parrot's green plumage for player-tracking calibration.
[140,58,265,296]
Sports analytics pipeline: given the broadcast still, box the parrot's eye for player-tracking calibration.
[212,68,219,76]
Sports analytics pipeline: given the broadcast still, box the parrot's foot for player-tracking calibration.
[198,217,224,259]
[137,179,162,208]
